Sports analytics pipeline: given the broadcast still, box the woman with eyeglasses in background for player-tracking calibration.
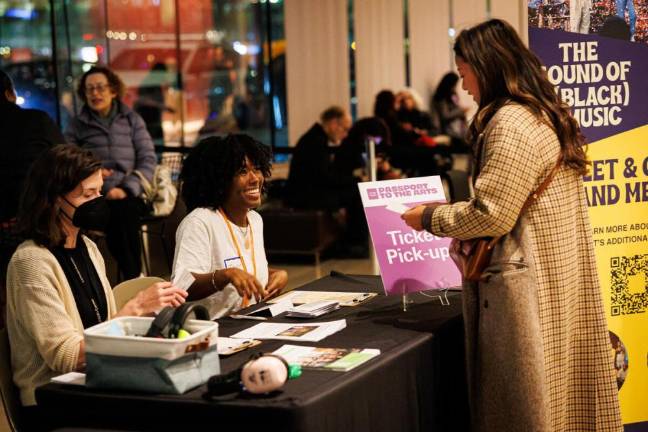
[65,66,157,280]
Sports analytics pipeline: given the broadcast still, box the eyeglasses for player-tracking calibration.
[84,84,110,94]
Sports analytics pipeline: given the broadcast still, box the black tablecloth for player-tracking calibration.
[36,275,469,432]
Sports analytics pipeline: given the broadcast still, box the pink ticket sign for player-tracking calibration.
[358,176,462,295]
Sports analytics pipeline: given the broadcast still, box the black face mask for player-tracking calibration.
[62,196,110,232]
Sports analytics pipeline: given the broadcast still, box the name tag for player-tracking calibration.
[224,256,243,270]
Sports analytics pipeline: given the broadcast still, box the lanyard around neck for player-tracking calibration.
[218,208,256,278]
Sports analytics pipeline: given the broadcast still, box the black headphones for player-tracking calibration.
[205,353,291,397]
[145,304,210,338]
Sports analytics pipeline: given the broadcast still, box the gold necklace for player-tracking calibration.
[69,255,102,324]
[236,223,250,248]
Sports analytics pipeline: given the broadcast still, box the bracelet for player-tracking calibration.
[422,205,435,232]
[211,270,218,291]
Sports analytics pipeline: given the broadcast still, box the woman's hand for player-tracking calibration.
[449,238,463,269]
[106,187,127,200]
[263,269,288,301]
[223,268,265,303]
[401,205,426,231]
[118,281,188,316]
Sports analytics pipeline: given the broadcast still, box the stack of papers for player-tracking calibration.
[285,300,340,318]
[274,344,380,372]
[268,291,377,307]
[230,319,347,342]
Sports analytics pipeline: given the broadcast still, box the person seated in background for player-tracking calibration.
[431,72,470,153]
[6,145,186,425]
[285,106,352,208]
[173,134,288,319]
[375,90,453,177]
[65,66,157,280]
[431,73,467,133]
[374,90,415,148]
[333,116,402,182]
[286,106,368,256]
[396,88,435,135]
[0,69,66,328]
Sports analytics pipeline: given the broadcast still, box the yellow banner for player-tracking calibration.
[586,125,648,425]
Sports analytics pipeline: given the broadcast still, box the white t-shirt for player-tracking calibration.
[173,207,269,318]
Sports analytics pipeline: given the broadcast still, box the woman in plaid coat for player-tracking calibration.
[403,19,622,432]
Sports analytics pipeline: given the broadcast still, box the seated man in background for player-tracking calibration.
[286,106,368,256]
[0,69,66,328]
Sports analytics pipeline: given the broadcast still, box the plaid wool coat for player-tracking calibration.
[428,104,622,432]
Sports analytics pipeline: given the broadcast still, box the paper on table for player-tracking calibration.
[217,337,262,355]
[273,344,381,372]
[268,291,377,307]
[385,202,411,215]
[172,269,195,291]
[51,372,86,386]
[230,319,347,342]
[285,300,340,318]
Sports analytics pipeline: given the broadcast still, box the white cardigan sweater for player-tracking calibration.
[6,237,117,406]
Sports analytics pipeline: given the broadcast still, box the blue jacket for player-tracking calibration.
[64,101,156,197]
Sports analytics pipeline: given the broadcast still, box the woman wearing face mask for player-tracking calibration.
[5,145,187,424]
[65,66,157,280]
[173,134,288,319]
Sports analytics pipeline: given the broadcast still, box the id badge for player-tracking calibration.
[224,256,243,270]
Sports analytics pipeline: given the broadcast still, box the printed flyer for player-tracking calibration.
[358,176,461,295]
[530,4,648,428]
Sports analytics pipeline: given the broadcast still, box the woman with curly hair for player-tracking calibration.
[65,66,157,280]
[172,134,288,318]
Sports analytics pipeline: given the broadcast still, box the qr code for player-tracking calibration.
[610,255,648,316]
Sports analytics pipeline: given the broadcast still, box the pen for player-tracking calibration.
[352,293,372,303]
[229,314,268,321]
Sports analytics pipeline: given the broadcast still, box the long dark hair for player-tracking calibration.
[181,134,273,212]
[454,19,588,174]
[373,90,397,121]
[433,72,459,103]
[18,145,102,248]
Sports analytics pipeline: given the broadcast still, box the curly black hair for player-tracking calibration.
[181,134,273,212]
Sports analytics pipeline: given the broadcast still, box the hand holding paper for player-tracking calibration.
[357,176,462,295]
[400,205,426,230]
[385,202,411,215]
[172,269,196,291]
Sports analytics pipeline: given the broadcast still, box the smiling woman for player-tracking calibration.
[172,134,288,319]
